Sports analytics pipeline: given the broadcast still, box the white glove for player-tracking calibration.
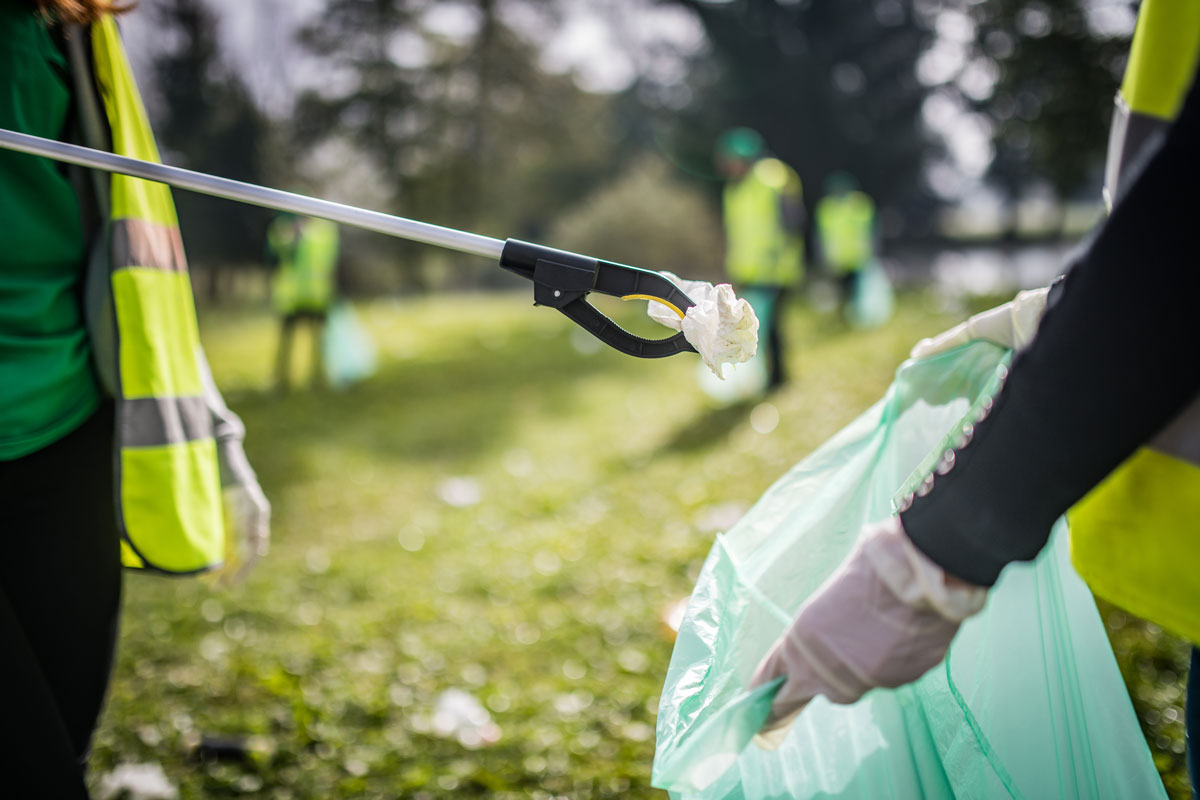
[748,517,987,749]
[910,286,1050,359]
[198,348,271,583]
[647,272,758,377]
[220,475,271,583]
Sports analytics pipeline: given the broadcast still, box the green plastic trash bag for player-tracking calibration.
[847,260,894,329]
[322,302,378,390]
[653,340,1164,799]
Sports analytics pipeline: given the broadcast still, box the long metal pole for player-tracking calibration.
[0,128,507,261]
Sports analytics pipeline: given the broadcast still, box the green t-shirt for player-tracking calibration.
[0,2,100,460]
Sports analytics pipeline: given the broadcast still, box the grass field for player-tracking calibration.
[89,292,1191,798]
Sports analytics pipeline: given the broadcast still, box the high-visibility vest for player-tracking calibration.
[1068,0,1200,645]
[71,17,226,573]
[815,190,875,275]
[723,158,804,286]
[269,216,339,314]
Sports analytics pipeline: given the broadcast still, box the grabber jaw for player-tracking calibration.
[498,239,697,359]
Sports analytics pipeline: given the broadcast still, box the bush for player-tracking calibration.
[548,157,724,282]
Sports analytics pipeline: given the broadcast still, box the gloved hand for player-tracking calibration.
[910,286,1050,359]
[221,472,271,584]
[647,272,758,376]
[748,517,987,749]
[198,348,271,584]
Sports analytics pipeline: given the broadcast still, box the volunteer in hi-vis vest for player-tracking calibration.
[748,1,1200,791]
[269,212,339,390]
[0,2,268,794]
[815,171,876,319]
[716,127,804,390]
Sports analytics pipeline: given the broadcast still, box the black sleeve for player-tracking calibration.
[900,74,1200,588]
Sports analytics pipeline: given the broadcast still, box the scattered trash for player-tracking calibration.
[694,502,748,534]
[95,763,177,800]
[617,647,650,674]
[436,476,483,508]
[432,688,502,749]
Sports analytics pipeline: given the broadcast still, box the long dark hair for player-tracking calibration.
[26,0,135,24]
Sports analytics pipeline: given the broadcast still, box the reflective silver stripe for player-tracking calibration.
[121,396,213,447]
[1151,394,1200,466]
[1103,96,1169,210]
[111,217,187,271]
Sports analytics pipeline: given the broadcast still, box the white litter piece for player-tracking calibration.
[648,273,758,377]
[432,688,502,749]
[95,763,177,800]
[436,476,483,508]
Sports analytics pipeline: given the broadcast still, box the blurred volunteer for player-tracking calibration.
[716,127,804,390]
[814,171,876,318]
[268,212,339,389]
[750,0,1200,787]
[0,1,268,795]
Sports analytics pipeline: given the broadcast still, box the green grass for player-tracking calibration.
[89,292,1190,798]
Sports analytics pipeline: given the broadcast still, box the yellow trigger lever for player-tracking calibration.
[622,294,687,321]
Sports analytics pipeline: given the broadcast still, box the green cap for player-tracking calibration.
[716,127,765,160]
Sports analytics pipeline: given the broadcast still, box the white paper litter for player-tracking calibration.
[95,763,177,800]
[432,688,502,749]
[647,272,759,377]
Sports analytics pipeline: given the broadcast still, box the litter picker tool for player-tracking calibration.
[0,128,696,359]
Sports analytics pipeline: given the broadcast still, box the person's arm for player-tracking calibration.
[197,348,270,580]
[901,71,1200,587]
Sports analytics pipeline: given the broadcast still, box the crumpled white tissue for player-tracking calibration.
[647,272,759,377]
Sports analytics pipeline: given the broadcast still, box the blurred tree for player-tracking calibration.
[150,0,277,298]
[548,155,724,279]
[296,2,611,228]
[293,0,650,292]
[656,0,939,237]
[960,0,1132,196]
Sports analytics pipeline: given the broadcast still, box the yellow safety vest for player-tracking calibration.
[722,158,804,286]
[1068,0,1200,644]
[269,216,339,314]
[815,190,875,275]
[72,17,226,574]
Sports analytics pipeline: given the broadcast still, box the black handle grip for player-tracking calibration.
[558,298,696,358]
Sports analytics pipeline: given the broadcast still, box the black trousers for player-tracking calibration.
[837,270,861,318]
[0,405,122,799]
[741,285,788,390]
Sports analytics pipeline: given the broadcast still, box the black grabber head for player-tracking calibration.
[498,239,697,359]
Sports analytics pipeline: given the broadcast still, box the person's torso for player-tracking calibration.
[272,217,338,311]
[722,159,802,285]
[0,2,100,459]
[816,192,874,272]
